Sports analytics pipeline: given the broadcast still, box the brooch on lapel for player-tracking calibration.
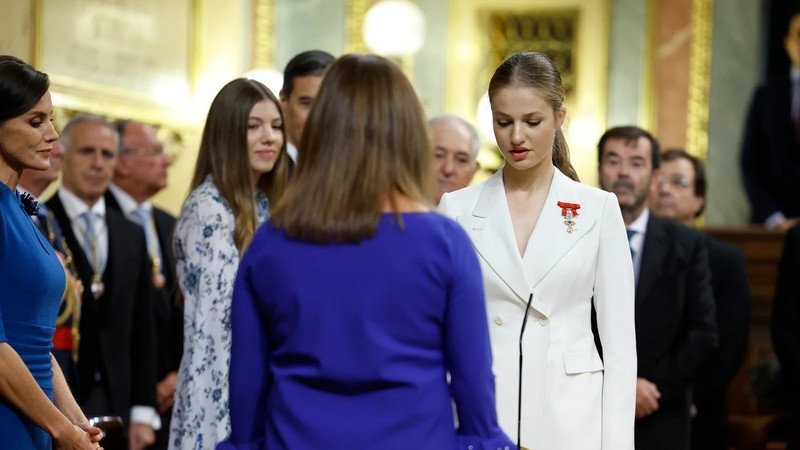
[557,201,580,233]
[19,192,39,216]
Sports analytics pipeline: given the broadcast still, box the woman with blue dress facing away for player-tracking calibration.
[439,51,636,450]
[217,53,515,450]
[0,55,103,450]
[169,78,290,450]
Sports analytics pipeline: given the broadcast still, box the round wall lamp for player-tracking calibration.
[363,0,425,56]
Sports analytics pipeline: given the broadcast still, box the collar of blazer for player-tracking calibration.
[456,168,598,314]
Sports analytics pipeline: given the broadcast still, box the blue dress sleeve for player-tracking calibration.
[443,223,517,450]
[0,300,5,343]
[216,248,271,450]
[0,216,6,344]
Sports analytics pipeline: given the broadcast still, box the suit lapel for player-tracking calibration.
[153,209,177,290]
[522,169,597,290]
[636,214,668,302]
[774,79,796,144]
[458,170,537,309]
[47,195,93,284]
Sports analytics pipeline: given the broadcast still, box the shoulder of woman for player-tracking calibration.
[177,184,234,229]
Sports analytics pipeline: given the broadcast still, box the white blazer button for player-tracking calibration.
[539,318,549,326]
[494,316,503,326]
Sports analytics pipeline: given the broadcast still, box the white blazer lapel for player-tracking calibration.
[457,170,536,308]
[522,169,598,289]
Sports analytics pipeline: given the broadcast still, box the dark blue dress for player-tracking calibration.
[0,182,65,449]
[218,213,515,450]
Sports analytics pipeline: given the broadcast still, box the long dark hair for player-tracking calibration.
[488,51,579,181]
[270,54,434,243]
[189,78,291,253]
[0,55,50,122]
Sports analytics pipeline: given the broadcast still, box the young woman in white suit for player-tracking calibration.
[439,51,637,450]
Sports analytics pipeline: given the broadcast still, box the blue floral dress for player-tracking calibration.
[169,176,269,450]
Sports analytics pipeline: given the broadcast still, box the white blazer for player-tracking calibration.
[439,168,636,450]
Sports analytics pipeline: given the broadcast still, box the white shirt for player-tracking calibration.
[626,208,650,285]
[58,188,108,274]
[286,141,298,164]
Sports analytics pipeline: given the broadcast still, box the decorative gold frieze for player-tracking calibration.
[345,0,373,54]
[252,0,276,68]
[686,0,714,161]
[482,9,579,96]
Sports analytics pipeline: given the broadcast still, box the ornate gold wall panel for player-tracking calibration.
[31,0,200,129]
[639,0,659,132]
[482,10,578,96]
[345,0,373,54]
[252,0,276,68]
[686,0,714,161]
[447,0,609,186]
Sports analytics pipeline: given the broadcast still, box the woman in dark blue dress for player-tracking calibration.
[217,54,515,450]
[0,55,102,450]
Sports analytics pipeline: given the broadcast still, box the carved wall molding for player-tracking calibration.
[686,0,714,161]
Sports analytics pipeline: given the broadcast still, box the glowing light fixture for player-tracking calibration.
[363,0,425,56]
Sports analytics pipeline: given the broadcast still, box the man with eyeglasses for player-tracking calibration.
[597,126,717,450]
[105,119,182,450]
[651,149,751,450]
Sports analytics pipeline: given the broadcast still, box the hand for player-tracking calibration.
[128,422,155,450]
[775,217,800,232]
[156,372,178,414]
[75,421,103,444]
[53,423,101,450]
[635,377,661,420]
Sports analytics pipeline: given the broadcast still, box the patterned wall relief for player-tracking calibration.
[478,9,580,172]
[482,9,579,97]
[252,0,277,68]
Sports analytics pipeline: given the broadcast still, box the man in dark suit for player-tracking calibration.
[47,114,158,450]
[772,223,800,450]
[106,119,182,450]
[280,50,334,164]
[598,126,718,450]
[651,149,752,450]
[741,7,800,230]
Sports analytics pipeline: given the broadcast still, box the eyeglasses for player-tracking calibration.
[657,174,691,188]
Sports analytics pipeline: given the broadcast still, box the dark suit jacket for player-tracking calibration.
[105,191,183,380]
[691,235,751,449]
[772,224,800,449]
[47,193,158,423]
[634,215,718,449]
[773,224,800,393]
[741,75,800,223]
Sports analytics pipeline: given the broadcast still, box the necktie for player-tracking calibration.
[81,211,99,269]
[626,229,636,259]
[133,206,161,261]
[80,210,106,299]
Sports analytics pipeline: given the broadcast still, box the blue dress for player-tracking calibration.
[218,212,515,450]
[0,183,65,449]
